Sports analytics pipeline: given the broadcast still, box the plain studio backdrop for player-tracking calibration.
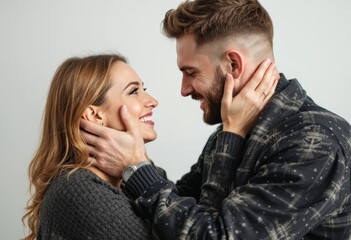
[1,0,350,238]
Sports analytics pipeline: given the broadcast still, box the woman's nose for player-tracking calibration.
[145,93,158,108]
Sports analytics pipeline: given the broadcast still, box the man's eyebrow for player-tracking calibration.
[123,81,143,91]
[179,66,196,72]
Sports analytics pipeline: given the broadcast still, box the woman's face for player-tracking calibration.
[102,61,158,143]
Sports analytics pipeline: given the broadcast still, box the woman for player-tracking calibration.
[23,54,158,239]
[23,54,278,239]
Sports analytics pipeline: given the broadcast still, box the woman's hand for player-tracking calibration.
[221,59,280,137]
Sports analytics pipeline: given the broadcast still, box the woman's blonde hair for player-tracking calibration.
[22,54,127,240]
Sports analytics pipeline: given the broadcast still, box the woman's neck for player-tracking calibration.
[87,166,122,189]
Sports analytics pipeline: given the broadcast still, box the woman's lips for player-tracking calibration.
[139,112,154,125]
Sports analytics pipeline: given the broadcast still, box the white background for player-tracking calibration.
[1,1,350,239]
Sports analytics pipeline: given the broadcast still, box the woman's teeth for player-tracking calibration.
[139,116,153,123]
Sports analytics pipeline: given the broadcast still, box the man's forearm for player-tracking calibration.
[199,131,245,212]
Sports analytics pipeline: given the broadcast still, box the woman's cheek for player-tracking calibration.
[125,101,143,119]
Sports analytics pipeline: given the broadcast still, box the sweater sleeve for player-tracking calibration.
[39,169,151,240]
[124,125,350,239]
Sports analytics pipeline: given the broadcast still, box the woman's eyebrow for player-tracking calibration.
[123,81,143,91]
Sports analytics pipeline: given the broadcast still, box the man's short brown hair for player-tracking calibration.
[162,0,273,47]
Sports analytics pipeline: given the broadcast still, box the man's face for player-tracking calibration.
[176,34,226,124]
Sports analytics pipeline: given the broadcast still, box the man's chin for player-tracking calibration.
[203,112,222,125]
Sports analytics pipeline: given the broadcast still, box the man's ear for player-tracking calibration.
[226,50,243,80]
[82,106,104,125]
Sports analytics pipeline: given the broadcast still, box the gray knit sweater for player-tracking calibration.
[38,168,151,240]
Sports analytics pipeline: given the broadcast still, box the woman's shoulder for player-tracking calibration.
[44,168,125,205]
[54,168,115,187]
[40,170,151,239]
[41,168,138,221]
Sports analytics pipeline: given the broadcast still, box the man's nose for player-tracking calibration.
[181,78,193,97]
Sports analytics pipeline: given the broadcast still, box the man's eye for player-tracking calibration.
[186,72,195,78]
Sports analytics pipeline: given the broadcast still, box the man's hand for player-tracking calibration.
[221,59,280,137]
[80,105,146,178]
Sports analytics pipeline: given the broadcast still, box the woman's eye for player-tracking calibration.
[130,87,139,95]
[129,86,146,95]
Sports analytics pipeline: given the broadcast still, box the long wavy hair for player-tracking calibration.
[22,54,127,240]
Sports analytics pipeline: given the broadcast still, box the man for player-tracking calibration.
[81,0,351,239]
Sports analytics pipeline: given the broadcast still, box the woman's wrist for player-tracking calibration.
[222,124,247,138]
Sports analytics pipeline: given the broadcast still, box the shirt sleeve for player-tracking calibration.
[175,154,204,200]
[175,128,229,201]
[198,131,245,212]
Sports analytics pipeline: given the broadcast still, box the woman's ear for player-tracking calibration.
[226,50,243,80]
[82,106,104,125]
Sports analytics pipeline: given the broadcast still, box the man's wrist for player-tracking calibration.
[122,161,151,182]
[124,163,165,199]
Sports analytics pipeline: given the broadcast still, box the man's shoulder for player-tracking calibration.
[274,77,351,137]
[270,94,351,155]
[298,91,351,142]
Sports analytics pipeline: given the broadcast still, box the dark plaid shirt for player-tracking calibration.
[125,75,351,240]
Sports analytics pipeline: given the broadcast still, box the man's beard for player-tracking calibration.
[192,66,226,125]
